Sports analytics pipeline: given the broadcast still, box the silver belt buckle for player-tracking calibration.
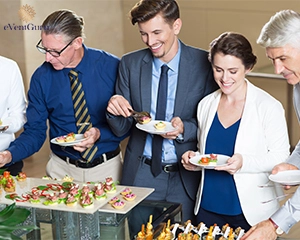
[163,164,172,173]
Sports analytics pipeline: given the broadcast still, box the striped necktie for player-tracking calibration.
[69,69,98,162]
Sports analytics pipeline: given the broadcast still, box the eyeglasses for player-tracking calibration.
[36,37,77,57]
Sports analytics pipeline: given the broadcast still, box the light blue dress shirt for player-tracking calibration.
[271,83,300,233]
[142,42,181,164]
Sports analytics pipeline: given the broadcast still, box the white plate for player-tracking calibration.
[0,120,9,130]
[50,134,88,146]
[136,120,176,134]
[269,170,300,185]
[189,153,230,169]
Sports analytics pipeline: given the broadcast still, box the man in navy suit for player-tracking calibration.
[107,0,218,227]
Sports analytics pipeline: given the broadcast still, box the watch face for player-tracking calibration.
[276,227,284,235]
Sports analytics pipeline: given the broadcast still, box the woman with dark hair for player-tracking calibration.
[182,32,290,230]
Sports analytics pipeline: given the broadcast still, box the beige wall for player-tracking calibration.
[1,1,300,161]
[0,1,125,162]
[1,0,124,91]
[121,0,300,148]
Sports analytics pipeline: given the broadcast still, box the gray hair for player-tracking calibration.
[257,10,300,48]
[41,9,85,42]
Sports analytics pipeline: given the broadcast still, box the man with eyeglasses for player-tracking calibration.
[0,9,127,183]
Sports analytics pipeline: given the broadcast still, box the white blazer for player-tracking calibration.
[194,79,290,226]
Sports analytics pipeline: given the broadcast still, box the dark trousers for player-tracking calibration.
[127,160,196,239]
[133,161,196,222]
[0,161,24,176]
[197,207,251,231]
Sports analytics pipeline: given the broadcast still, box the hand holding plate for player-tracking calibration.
[163,117,183,139]
[73,127,99,152]
[271,163,299,189]
[214,153,242,174]
[181,151,201,171]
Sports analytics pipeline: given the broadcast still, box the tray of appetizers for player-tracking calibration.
[153,220,245,240]
[0,172,154,214]
[136,217,245,240]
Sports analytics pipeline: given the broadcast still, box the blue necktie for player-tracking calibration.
[151,65,169,177]
[69,70,98,162]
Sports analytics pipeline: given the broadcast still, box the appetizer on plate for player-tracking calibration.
[154,121,166,130]
[123,192,136,201]
[43,193,59,206]
[140,115,151,124]
[66,194,77,207]
[94,183,107,200]
[16,172,27,182]
[29,192,41,204]
[81,184,93,197]
[108,196,119,204]
[58,190,68,204]
[65,132,76,142]
[111,199,125,209]
[62,175,74,182]
[104,176,117,193]
[80,192,94,208]
[55,132,76,143]
[136,224,146,240]
[120,187,132,196]
[1,171,16,193]
[198,154,218,166]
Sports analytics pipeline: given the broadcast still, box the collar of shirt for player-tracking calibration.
[63,44,89,77]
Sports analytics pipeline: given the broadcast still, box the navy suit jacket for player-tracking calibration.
[107,41,218,200]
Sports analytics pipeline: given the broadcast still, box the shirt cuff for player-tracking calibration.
[175,133,184,143]
[271,204,298,233]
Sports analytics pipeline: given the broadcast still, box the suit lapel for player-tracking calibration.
[140,52,153,113]
[174,42,192,116]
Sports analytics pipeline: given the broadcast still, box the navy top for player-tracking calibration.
[201,112,242,215]
[8,45,127,163]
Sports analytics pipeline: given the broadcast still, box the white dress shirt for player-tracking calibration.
[0,56,27,151]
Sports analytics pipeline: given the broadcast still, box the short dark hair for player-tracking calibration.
[208,32,257,70]
[41,9,85,42]
[130,0,180,26]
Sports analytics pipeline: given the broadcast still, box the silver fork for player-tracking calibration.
[261,193,295,204]
[258,184,283,188]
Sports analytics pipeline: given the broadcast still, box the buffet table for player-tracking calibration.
[0,177,182,239]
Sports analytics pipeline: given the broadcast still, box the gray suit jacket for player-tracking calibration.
[289,83,300,168]
[271,83,300,233]
[107,41,218,200]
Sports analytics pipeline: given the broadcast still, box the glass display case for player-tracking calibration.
[16,200,182,240]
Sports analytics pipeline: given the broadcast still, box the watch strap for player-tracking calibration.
[269,218,284,235]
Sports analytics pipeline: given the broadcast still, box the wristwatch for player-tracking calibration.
[269,218,284,235]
